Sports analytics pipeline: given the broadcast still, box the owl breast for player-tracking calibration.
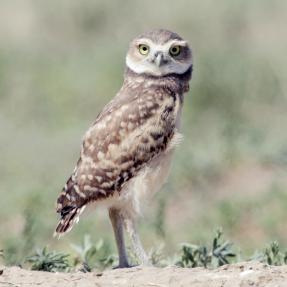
[108,93,183,216]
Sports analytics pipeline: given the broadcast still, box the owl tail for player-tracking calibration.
[54,176,86,237]
[54,205,86,236]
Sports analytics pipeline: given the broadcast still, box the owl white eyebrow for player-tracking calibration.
[169,40,188,47]
[135,39,154,47]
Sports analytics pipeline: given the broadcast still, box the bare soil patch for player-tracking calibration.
[1,261,287,287]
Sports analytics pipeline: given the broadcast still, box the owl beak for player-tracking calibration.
[154,52,165,67]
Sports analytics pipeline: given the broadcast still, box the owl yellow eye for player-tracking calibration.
[169,45,181,56]
[139,44,149,55]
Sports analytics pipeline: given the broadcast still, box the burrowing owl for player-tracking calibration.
[55,29,193,268]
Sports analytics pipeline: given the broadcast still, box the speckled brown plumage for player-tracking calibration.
[55,67,192,233]
[55,30,193,268]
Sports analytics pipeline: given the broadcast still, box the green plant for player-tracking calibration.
[26,247,70,272]
[149,244,167,267]
[3,203,39,266]
[254,241,287,266]
[71,235,115,271]
[176,230,236,268]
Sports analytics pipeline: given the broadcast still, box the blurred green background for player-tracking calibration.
[0,0,287,265]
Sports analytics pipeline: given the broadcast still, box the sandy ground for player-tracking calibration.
[1,261,287,287]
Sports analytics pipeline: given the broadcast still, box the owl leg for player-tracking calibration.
[122,214,149,266]
[109,208,130,268]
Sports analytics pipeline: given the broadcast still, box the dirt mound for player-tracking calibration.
[1,261,286,287]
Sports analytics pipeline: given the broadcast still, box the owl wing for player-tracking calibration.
[55,87,178,235]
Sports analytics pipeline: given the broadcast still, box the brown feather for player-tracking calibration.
[54,53,192,236]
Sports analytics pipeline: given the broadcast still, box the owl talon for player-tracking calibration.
[112,263,134,269]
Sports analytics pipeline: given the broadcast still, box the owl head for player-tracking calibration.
[126,29,192,77]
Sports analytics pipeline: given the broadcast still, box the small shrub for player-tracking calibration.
[149,244,167,267]
[26,247,70,272]
[71,235,115,271]
[2,206,39,266]
[254,241,287,266]
[176,230,236,268]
